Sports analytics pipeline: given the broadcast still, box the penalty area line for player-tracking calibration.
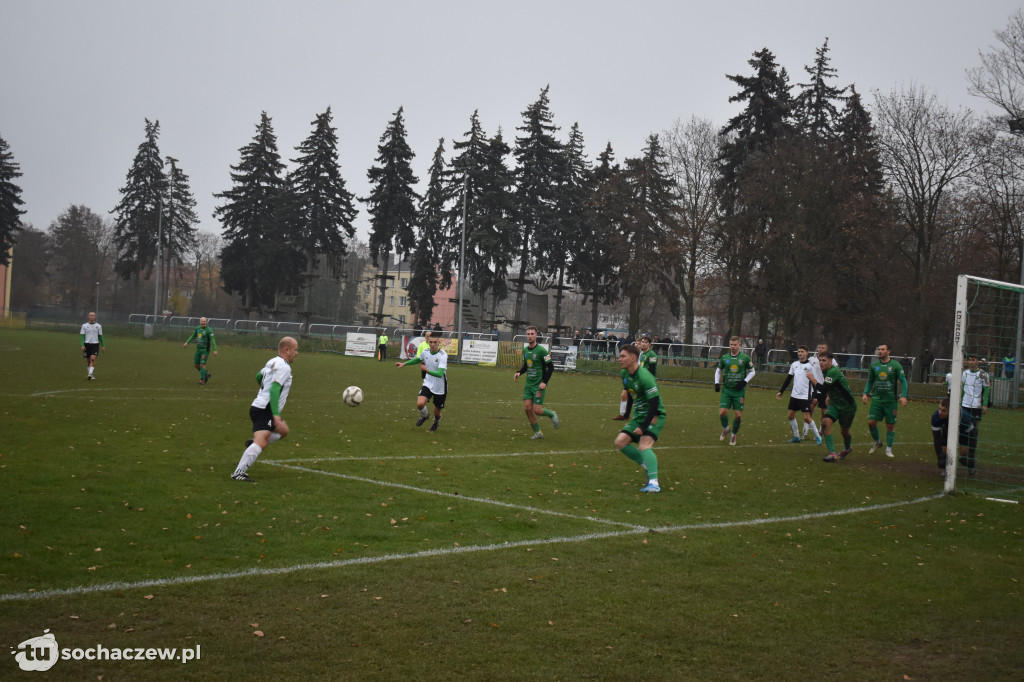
[265,461,645,530]
[0,493,944,603]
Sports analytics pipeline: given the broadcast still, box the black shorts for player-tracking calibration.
[813,388,827,408]
[787,397,812,413]
[249,405,277,434]
[83,343,100,358]
[418,386,446,409]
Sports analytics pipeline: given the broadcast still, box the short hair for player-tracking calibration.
[729,336,740,343]
[817,342,828,349]
[640,334,652,341]
[798,345,809,352]
[939,397,950,408]
[877,342,890,351]
[279,336,297,351]
[423,331,432,339]
[526,325,539,334]
[820,350,834,360]
[621,343,640,358]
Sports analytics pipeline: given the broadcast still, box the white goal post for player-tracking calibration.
[945,274,1024,497]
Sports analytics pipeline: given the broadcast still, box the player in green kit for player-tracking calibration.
[615,343,666,493]
[513,326,560,439]
[183,317,218,385]
[861,342,908,457]
[614,334,658,420]
[808,351,858,462]
[714,336,755,445]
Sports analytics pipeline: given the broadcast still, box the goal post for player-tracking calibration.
[945,274,1024,500]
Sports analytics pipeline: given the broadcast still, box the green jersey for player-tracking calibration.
[621,365,666,423]
[186,326,216,352]
[640,349,658,377]
[717,352,753,390]
[864,359,907,403]
[821,365,856,410]
[521,343,551,385]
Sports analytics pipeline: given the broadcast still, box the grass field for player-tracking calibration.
[1,328,1021,681]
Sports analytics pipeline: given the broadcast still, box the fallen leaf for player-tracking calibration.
[253,630,264,638]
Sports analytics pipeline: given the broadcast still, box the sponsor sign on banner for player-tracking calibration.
[400,335,460,360]
[345,332,378,358]
[461,339,499,365]
[549,344,578,371]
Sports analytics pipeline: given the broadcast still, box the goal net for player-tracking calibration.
[946,275,1024,501]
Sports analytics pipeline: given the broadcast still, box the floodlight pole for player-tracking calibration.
[153,198,163,320]
[456,174,468,358]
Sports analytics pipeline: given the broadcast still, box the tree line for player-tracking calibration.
[3,16,1024,359]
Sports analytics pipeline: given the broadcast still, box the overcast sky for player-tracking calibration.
[2,0,1021,245]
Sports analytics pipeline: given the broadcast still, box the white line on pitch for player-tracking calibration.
[269,441,934,463]
[264,461,645,530]
[0,494,944,603]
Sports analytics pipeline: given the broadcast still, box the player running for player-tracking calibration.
[396,333,448,432]
[615,343,666,493]
[715,336,755,445]
[514,326,560,439]
[183,317,218,385]
[861,342,909,457]
[80,311,105,380]
[808,351,858,462]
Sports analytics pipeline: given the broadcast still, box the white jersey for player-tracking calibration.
[420,348,448,395]
[787,359,822,399]
[80,322,103,344]
[252,355,293,414]
[961,369,989,409]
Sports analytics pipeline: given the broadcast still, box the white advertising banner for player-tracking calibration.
[345,332,378,358]
[461,339,499,365]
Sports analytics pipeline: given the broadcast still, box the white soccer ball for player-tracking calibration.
[342,385,363,407]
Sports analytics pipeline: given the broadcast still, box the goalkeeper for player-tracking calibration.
[183,317,218,385]
[714,336,755,446]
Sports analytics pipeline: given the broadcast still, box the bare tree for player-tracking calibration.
[188,231,222,314]
[662,116,720,344]
[967,10,1024,129]
[873,85,981,358]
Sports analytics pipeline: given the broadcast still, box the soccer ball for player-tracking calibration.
[342,385,363,407]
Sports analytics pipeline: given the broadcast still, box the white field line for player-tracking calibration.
[0,494,944,603]
[269,441,934,463]
[264,461,646,530]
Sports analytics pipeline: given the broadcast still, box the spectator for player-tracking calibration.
[1004,353,1015,379]
[921,348,935,383]
[754,338,767,370]
[787,339,798,361]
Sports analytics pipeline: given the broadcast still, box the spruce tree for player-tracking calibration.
[408,138,449,328]
[716,48,794,336]
[0,133,25,266]
[111,119,166,287]
[537,122,590,332]
[290,107,358,320]
[620,134,680,334]
[793,39,847,140]
[570,142,625,334]
[214,112,295,315]
[161,156,199,308]
[365,107,419,327]
[511,86,563,334]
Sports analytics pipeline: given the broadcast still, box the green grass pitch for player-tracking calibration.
[0,328,1021,680]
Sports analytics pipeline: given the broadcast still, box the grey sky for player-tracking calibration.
[2,0,1020,244]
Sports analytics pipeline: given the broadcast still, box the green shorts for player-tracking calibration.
[523,383,546,404]
[622,413,666,441]
[824,404,857,430]
[868,401,898,424]
[193,349,210,365]
[719,389,745,411]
